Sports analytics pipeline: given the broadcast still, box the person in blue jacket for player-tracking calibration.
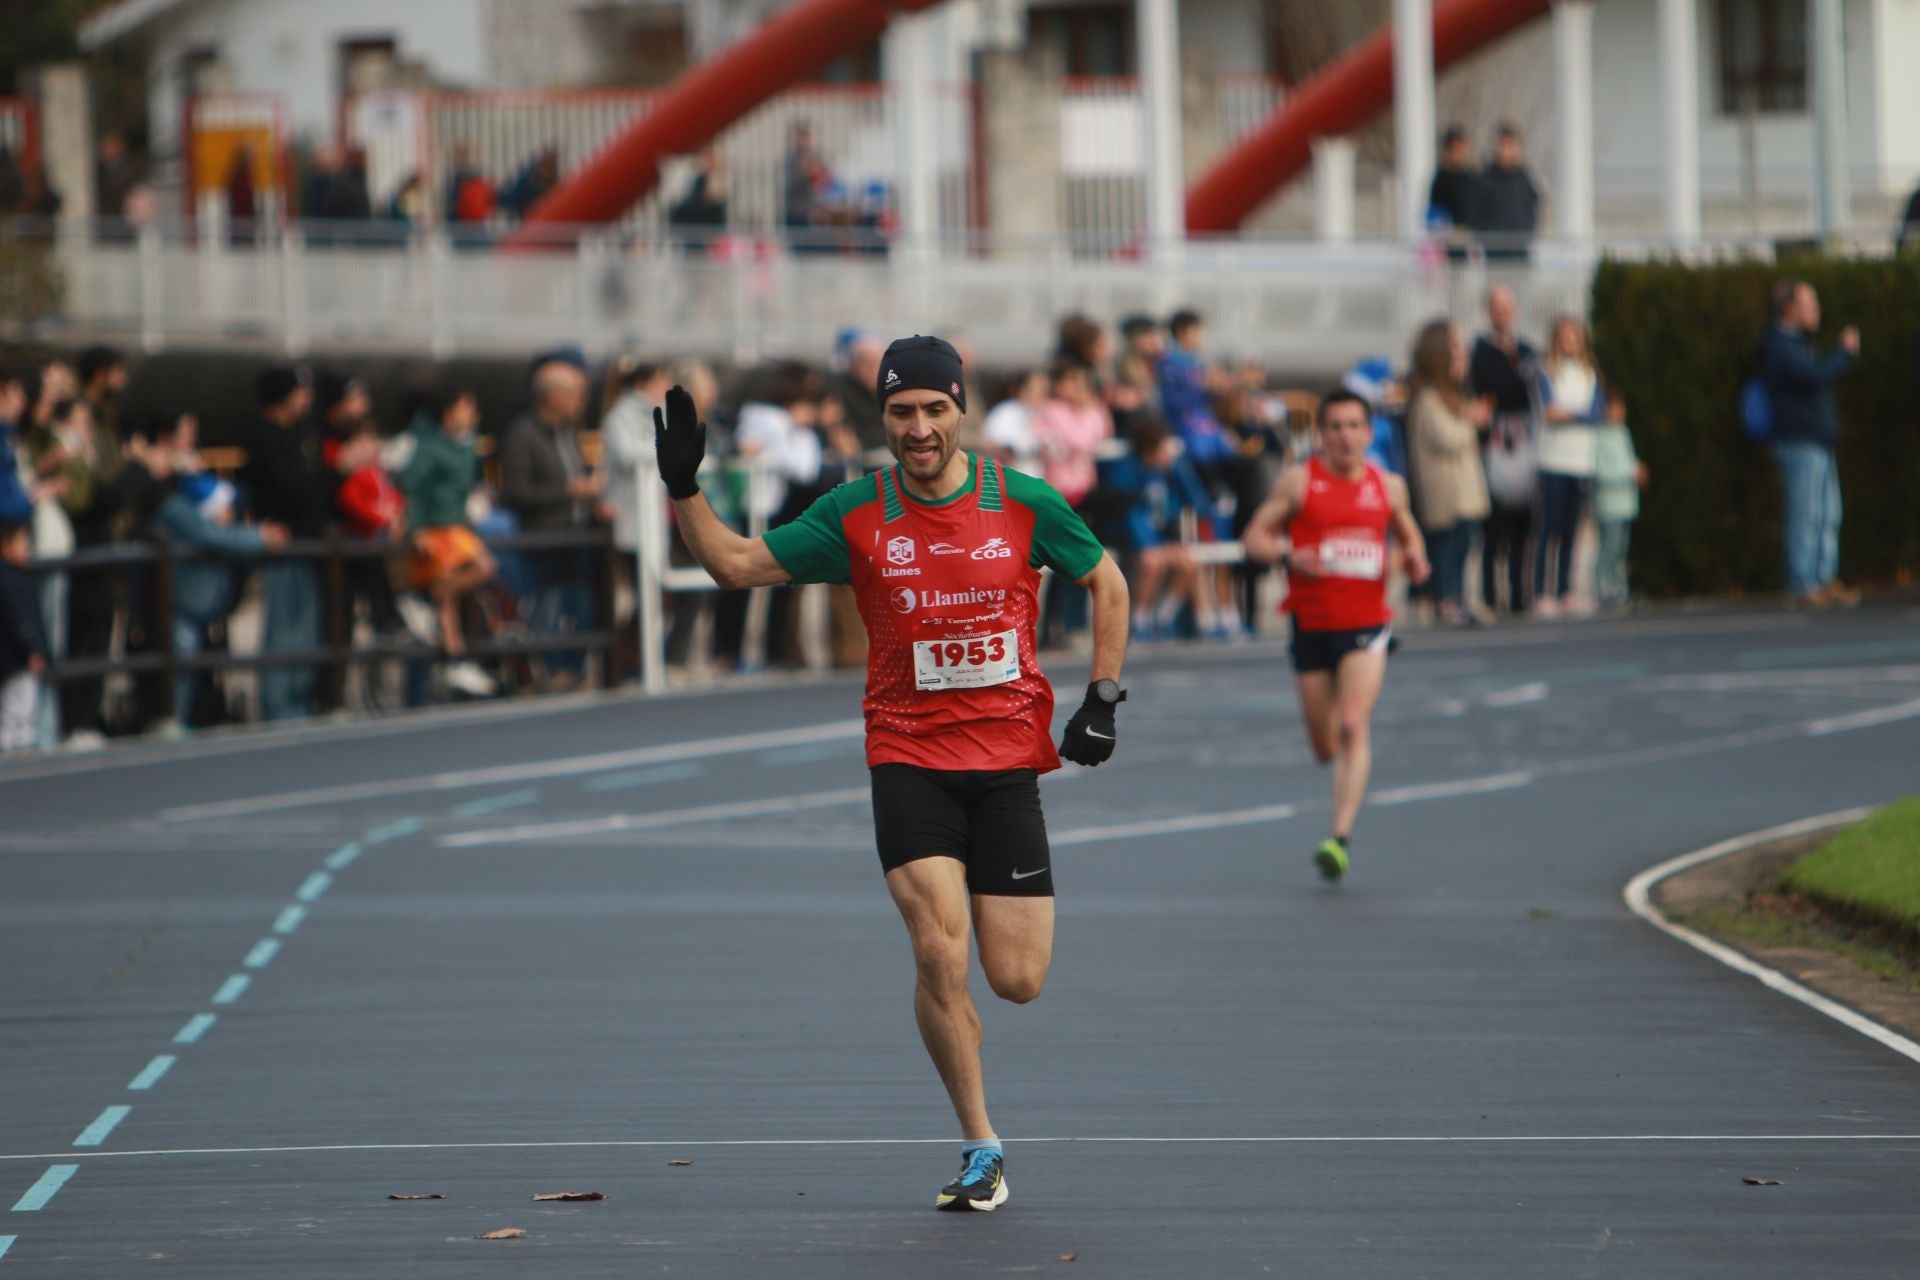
[1098,415,1221,640]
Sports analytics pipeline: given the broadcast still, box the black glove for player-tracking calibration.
[653,384,707,500]
[1060,679,1125,767]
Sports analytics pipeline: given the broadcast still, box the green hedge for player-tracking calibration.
[1589,255,1920,599]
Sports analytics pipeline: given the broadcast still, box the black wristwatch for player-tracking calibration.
[1089,679,1125,706]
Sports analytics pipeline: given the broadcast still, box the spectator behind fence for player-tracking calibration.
[1470,124,1539,261]
[782,121,829,244]
[239,365,325,720]
[668,148,729,243]
[498,358,599,685]
[1406,320,1492,627]
[1156,309,1235,468]
[1760,278,1860,608]
[824,330,886,453]
[1471,285,1539,615]
[45,394,125,747]
[1034,359,1113,646]
[1532,316,1608,618]
[1427,124,1477,247]
[502,146,560,222]
[601,357,672,561]
[1896,178,1919,253]
[397,386,496,699]
[1112,314,1165,426]
[1591,396,1645,610]
[981,368,1048,478]
[0,365,40,523]
[78,346,129,446]
[317,371,405,641]
[1099,415,1216,641]
[0,517,47,751]
[1053,312,1111,376]
[152,414,289,727]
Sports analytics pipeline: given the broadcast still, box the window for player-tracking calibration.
[1717,0,1807,114]
[1028,5,1135,78]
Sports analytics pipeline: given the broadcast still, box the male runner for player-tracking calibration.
[1242,389,1428,881]
[653,335,1130,1210]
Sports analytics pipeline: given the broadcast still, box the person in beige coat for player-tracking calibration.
[1406,320,1492,625]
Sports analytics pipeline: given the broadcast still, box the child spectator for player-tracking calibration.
[1157,309,1236,469]
[0,518,48,751]
[396,387,496,698]
[981,368,1047,478]
[320,373,407,641]
[1099,416,1218,641]
[1590,397,1646,610]
[151,457,289,728]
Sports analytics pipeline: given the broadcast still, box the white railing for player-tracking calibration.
[42,219,1797,368]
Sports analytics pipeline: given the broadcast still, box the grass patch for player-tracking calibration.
[1674,906,1920,993]
[1779,796,1920,936]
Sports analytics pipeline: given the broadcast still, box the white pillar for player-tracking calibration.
[885,9,942,253]
[1393,0,1436,241]
[1136,0,1185,259]
[1809,0,1851,240]
[1552,1,1595,240]
[1313,137,1357,242]
[1658,0,1701,241]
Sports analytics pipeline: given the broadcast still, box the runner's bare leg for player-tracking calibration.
[973,895,1053,1004]
[888,857,994,1139]
[1330,648,1388,840]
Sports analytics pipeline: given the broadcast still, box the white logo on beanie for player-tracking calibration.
[885,369,900,386]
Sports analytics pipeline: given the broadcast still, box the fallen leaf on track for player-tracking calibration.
[1060,1252,1079,1262]
[1742,1178,1783,1186]
[532,1192,605,1202]
[478,1227,526,1240]
[668,1159,694,1167]
[388,1194,445,1201]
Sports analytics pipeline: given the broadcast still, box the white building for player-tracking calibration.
[76,0,1920,239]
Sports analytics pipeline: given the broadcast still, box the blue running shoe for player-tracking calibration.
[935,1147,1008,1211]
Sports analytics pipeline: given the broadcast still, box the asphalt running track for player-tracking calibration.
[4,604,1920,1277]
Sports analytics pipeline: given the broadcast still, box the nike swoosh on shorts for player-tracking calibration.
[1010,867,1048,880]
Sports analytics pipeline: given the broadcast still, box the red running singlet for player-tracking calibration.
[1282,456,1394,632]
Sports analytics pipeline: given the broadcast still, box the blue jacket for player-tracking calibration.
[1156,350,1236,465]
[152,493,268,623]
[1098,450,1213,551]
[1760,324,1852,447]
[0,419,33,523]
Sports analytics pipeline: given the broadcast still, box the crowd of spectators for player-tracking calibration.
[2,291,1670,756]
[1426,122,1541,259]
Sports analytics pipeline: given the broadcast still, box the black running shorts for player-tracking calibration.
[1289,620,1392,674]
[869,764,1054,897]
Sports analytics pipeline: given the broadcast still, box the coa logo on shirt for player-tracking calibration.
[887,536,916,566]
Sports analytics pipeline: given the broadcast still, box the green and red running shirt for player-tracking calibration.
[764,454,1104,774]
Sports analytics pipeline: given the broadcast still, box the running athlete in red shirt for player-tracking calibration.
[1243,389,1429,882]
[654,336,1131,1211]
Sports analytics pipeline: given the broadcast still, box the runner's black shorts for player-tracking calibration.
[1289,620,1393,674]
[870,764,1054,897]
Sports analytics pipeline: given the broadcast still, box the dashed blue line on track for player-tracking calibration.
[10,1165,78,1211]
[580,762,705,792]
[270,906,307,935]
[0,1235,14,1258]
[293,872,333,903]
[210,975,250,1005]
[322,842,363,871]
[172,1014,216,1045]
[125,1056,176,1092]
[365,817,424,844]
[72,1107,129,1148]
[243,939,282,970]
[450,789,539,818]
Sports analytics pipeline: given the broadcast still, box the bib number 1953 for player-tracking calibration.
[913,628,1021,691]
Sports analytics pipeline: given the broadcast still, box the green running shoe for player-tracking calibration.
[1313,837,1349,882]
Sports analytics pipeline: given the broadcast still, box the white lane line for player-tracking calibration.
[125,1055,177,1092]
[7,1132,1920,1164]
[1481,682,1549,708]
[1373,771,1534,806]
[1622,807,1920,1069]
[71,1107,131,1148]
[1806,697,1920,737]
[1051,805,1298,847]
[439,788,872,848]
[160,720,866,821]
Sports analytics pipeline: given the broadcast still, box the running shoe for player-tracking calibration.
[935,1148,1008,1212]
[1313,836,1349,882]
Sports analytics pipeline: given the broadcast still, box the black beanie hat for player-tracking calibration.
[877,335,966,412]
[255,364,304,409]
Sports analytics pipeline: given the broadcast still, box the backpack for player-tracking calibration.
[1739,376,1772,441]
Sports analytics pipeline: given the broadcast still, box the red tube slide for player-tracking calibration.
[1185,0,1551,234]
[509,0,943,242]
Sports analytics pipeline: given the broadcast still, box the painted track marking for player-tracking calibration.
[71,1107,130,1148]
[10,1165,78,1211]
[125,1056,176,1092]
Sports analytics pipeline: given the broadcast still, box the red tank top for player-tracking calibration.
[844,457,1060,773]
[1282,457,1393,632]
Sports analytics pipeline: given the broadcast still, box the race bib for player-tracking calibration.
[1320,534,1385,580]
[913,628,1021,691]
